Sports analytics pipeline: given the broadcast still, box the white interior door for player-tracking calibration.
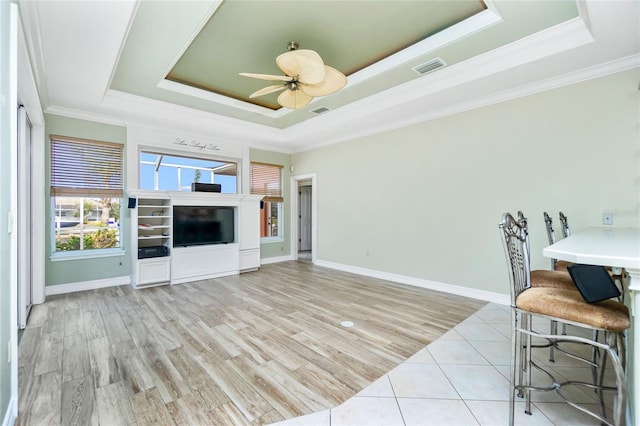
[299,185,312,251]
[17,105,32,329]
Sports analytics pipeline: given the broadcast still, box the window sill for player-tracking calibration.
[260,236,284,244]
[49,248,127,262]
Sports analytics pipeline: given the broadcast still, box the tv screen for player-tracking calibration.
[173,206,235,247]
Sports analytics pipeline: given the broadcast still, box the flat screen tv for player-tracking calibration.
[173,206,235,247]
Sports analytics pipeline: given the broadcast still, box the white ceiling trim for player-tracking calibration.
[345,3,502,88]
[103,0,140,102]
[158,1,503,118]
[17,0,49,108]
[45,104,126,128]
[101,89,289,151]
[157,78,289,117]
[281,15,595,149]
[292,54,638,155]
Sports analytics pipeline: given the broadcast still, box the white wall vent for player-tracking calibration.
[310,106,331,114]
[412,58,446,76]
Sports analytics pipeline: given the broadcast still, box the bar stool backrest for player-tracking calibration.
[499,212,532,306]
[559,211,570,238]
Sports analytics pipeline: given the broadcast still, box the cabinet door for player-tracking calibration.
[137,258,170,286]
[239,198,260,250]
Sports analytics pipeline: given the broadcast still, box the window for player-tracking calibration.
[139,151,237,193]
[50,135,123,253]
[250,162,283,238]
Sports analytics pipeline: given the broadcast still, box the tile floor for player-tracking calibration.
[270,302,622,426]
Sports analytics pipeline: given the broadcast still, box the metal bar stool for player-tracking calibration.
[499,212,629,426]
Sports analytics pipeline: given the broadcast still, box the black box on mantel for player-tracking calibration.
[191,182,222,193]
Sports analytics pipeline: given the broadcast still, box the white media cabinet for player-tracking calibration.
[128,190,262,288]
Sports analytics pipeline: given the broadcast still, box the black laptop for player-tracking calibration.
[567,264,621,303]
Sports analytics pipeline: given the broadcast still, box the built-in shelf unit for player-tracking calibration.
[128,190,262,288]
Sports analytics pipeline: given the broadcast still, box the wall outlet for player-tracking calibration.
[602,212,614,225]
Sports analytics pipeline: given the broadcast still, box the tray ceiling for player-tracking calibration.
[109,0,579,128]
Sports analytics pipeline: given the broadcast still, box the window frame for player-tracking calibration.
[138,148,239,193]
[250,162,284,241]
[49,135,124,258]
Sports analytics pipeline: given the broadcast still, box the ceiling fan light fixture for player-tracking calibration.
[240,41,347,110]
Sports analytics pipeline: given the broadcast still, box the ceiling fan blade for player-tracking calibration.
[276,49,325,85]
[300,66,348,97]
[249,84,286,98]
[239,72,293,82]
[277,89,313,109]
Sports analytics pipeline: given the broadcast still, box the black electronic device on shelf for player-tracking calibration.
[191,182,222,192]
[138,245,169,259]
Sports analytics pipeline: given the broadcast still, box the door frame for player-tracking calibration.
[17,106,32,329]
[290,173,317,263]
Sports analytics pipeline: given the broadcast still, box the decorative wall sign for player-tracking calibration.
[173,138,221,152]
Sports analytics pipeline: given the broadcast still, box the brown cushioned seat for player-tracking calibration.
[530,269,576,290]
[516,287,630,332]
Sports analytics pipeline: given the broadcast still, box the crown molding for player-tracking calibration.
[45,52,637,156]
[44,105,127,127]
[283,15,595,151]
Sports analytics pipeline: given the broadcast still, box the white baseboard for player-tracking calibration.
[315,259,510,306]
[260,254,294,265]
[2,397,16,426]
[45,276,131,296]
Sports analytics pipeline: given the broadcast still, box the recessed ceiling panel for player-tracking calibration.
[166,0,487,109]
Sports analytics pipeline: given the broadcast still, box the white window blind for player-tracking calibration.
[250,162,283,203]
[50,135,124,197]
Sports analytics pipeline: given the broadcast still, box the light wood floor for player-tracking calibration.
[17,261,486,425]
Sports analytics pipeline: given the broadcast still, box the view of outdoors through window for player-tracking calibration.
[54,197,120,251]
[139,151,238,192]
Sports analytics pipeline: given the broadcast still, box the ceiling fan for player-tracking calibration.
[240,41,347,110]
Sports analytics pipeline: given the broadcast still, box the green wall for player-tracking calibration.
[292,70,640,294]
[0,1,13,419]
[44,114,131,286]
[249,148,292,258]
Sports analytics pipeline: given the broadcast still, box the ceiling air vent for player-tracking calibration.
[412,58,446,76]
[310,106,331,114]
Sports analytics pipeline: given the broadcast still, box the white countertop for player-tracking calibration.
[543,227,640,269]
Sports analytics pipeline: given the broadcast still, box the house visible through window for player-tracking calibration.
[139,151,237,193]
[250,162,283,238]
[50,135,123,252]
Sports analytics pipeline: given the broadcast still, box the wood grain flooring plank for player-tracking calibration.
[215,323,267,365]
[209,401,253,426]
[15,371,62,426]
[42,303,65,335]
[17,326,41,367]
[18,261,486,425]
[165,346,229,410]
[110,339,156,394]
[33,332,63,376]
[95,381,136,426]
[197,350,273,423]
[258,360,333,412]
[87,336,121,388]
[102,311,132,344]
[138,343,190,403]
[83,310,107,340]
[163,319,208,355]
[130,387,174,426]
[227,355,312,419]
[62,333,91,383]
[64,308,85,336]
[61,375,95,426]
